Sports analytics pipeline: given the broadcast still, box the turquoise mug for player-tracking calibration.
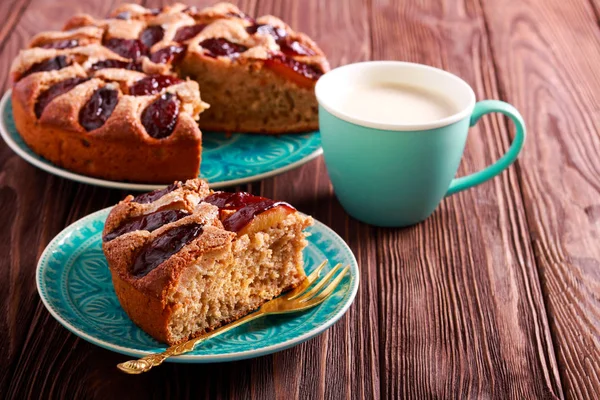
[315,61,526,227]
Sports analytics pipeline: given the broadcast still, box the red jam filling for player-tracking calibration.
[129,75,183,96]
[149,45,185,64]
[223,199,292,232]
[139,25,164,48]
[141,93,180,139]
[21,55,71,80]
[132,182,179,204]
[35,77,87,118]
[199,38,248,58]
[103,209,189,242]
[104,38,147,60]
[246,24,315,56]
[132,223,203,277]
[204,192,295,232]
[264,53,323,85]
[79,87,119,131]
[89,59,143,71]
[173,24,207,43]
[204,192,267,210]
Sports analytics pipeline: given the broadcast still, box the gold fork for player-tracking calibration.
[117,261,349,374]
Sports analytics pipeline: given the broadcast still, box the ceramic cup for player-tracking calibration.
[315,61,526,227]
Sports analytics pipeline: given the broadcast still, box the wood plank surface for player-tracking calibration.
[0,0,598,398]
[0,0,31,53]
[481,0,600,398]
[589,0,600,17]
[370,0,563,398]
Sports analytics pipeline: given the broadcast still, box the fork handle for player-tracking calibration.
[117,310,265,374]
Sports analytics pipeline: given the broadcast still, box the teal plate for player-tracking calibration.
[0,90,322,191]
[36,208,359,362]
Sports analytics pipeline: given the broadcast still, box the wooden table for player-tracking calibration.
[1,0,599,398]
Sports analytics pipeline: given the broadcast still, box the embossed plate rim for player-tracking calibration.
[0,90,323,191]
[36,207,359,363]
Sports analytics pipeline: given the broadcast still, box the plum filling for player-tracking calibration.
[204,192,295,232]
[89,59,143,71]
[34,77,87,118]
[150,45,185,64]
[132,182,179,204]
[246,24,315,56]
[79,87,119,131]
[223,200,293,232]
[264,53,323,85]
[39,39,79,50]
[129,74,183,96]
[104,38,147,59]
[204,192,270,210]
[21,55,71,80]
[141,93,180,139]
[139,25,164,48]
[103,209,189,242]
[132,223,204,277]
[199,38,248,58]
[173,24,206,43]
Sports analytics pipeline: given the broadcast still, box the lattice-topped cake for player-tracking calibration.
[102,178,312,345]
[10,3,329,183]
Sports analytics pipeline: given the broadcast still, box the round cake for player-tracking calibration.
[9,3,330,183]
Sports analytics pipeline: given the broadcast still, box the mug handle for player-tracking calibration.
[446,100,526,196]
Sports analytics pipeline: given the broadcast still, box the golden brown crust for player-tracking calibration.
[11,86,203,183]
[111,271,173,343]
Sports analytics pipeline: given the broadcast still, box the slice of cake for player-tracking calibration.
[102,179,312,345]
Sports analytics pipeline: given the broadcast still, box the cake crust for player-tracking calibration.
[12,75,204,182]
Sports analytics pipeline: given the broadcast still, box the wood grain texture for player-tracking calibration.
[589,0,600,19]
[370,0,562,398]
[481,0,600,398]
[1,0,598,398]
[0,0,31,54]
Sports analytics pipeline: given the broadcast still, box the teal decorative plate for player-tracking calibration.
[36,208,359,362]
[0,90,322,191]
